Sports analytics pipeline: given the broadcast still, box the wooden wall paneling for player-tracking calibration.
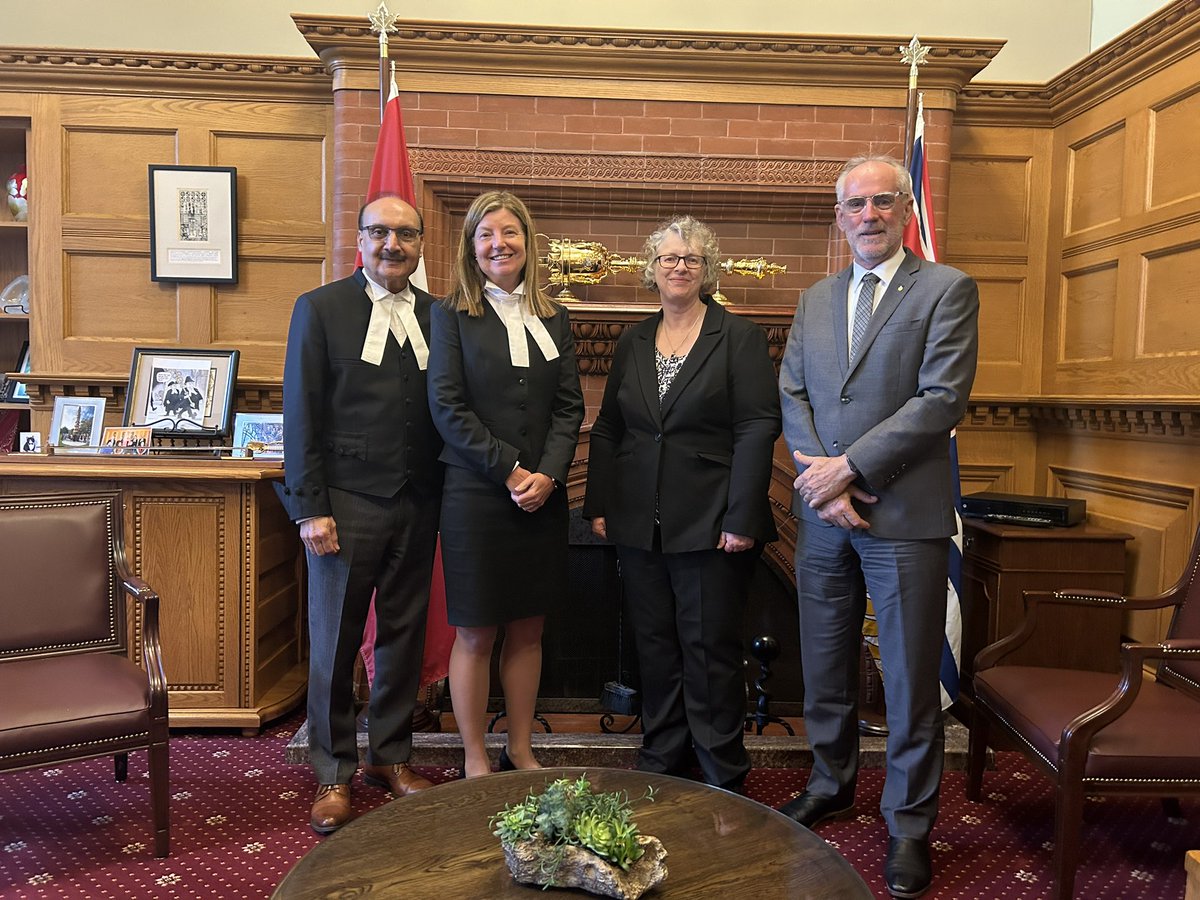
[211,122,331,380]
[1036,434,1199,642]
[1139,237,1200,369]
[1148,84,1200,211]
[1045,35,1200,398]
[957,404,1038,496]
[1064,121,1127,236]
[50,94,331,380]
[947,124,1051,397]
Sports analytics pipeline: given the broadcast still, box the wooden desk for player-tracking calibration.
[960,518,1131,689]
[272,768,872,899]
[0,454,305,731]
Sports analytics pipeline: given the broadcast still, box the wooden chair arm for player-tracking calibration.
[974,589,1181,671]
[1060,639,1200,769]
[117,559,168,717]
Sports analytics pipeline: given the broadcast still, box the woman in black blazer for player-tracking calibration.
[583,215,780,791]
[428,191,584,778]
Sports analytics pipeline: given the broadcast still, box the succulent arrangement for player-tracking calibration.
[491,775,663,895]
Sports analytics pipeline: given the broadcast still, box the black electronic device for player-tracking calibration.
[959,491,1085,528]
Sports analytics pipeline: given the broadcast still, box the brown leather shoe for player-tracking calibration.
[310,784,352,835]
[361,762,433,797]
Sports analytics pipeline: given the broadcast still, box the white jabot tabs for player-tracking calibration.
[483,281,559,367]
[360,276,429,369]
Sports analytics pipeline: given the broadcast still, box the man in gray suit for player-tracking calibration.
[278,195,443,834]
[778,155,978,898]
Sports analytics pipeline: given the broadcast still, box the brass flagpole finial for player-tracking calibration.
[368,2,399,42]
[369,3,399,121]
[899,36,931,89]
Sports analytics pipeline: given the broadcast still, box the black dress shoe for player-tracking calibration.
[497,747,517,771]
[885,837,932,899]
[777,790,855,828]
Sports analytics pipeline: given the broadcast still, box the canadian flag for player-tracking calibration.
[358,73,452,689]
[355,72,427,291]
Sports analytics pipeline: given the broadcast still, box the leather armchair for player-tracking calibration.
[0,491,169,857]
[966,523,1200,899]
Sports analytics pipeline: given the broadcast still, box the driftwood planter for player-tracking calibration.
[502,833,669,899]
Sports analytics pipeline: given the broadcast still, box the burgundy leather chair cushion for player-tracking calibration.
[0,654,152,762]
[975,665,1200,781]
[1,501,118,656]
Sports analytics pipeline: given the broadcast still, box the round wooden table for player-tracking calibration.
[273,767,871,899]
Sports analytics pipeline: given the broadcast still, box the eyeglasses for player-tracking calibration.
[836,192,908,214]
[654,254,704,270]
[360,225,423,244]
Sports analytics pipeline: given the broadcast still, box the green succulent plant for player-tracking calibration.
[490,775,656,882]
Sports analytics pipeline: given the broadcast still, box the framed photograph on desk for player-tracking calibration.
[123,346,239,438]
[232,412,283,459]
[149,165,238,283]
[49,396,106,448]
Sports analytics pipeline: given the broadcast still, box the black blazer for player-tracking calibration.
[584,298,781,553]
[277,269,443,521]
[427,301,583,485]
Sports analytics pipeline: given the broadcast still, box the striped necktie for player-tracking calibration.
[850,272,880,363]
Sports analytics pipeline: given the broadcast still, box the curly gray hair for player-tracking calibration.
[640,215,721,295]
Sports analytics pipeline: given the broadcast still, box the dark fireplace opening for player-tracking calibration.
[486,509,803,719]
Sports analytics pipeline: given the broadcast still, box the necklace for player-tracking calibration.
[659,305,704,359]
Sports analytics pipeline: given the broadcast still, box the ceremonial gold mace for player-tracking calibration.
[538,236,786,301]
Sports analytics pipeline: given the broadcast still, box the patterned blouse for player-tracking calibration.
[655,348,687,404]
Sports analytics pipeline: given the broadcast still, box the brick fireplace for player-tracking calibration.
[299,19,995,706]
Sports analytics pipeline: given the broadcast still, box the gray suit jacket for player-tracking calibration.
[779,249,979,540]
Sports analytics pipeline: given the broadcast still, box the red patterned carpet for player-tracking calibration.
[0,714,1194,899]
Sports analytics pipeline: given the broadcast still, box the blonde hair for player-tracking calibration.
[445,190,558,318]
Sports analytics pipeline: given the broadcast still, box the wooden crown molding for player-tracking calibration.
[956,0,1200,127]
[294,15,1002,103]
[967,397,1200,441]
[0,47,330,101]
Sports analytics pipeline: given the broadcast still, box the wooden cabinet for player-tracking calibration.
[0,456,306,731]
[0,118,30,445]
[959,518,1131,689]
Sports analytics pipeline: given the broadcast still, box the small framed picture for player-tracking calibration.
[123,346,239,437]
[232,412,284,459]
[148,165,238,283]
[3,340,30,403]
[18,431,41,453]
[101,425,152,456]
[50,396,106,448]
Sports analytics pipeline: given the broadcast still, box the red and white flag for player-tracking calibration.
[358,74,452,689]
[355,74,427,292]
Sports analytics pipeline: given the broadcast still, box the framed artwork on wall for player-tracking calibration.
[122,347,239,437]
[148,165,238,283]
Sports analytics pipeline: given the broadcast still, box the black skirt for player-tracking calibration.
[439,463,569,627]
